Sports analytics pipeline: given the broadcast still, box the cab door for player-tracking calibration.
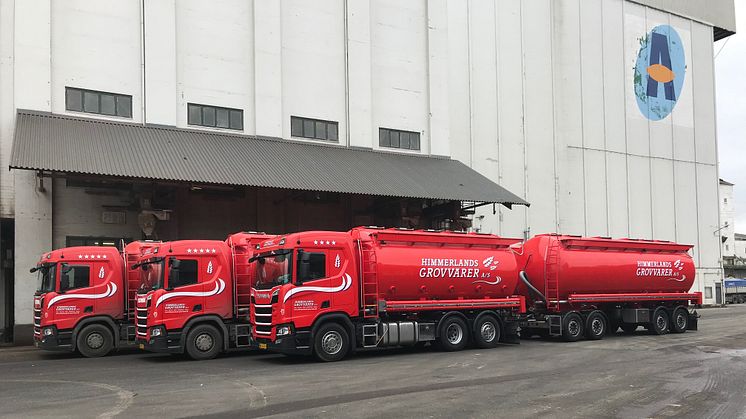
[161,257,201,325]
[291,249,330,327]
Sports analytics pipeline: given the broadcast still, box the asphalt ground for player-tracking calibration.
[2,306,746,419]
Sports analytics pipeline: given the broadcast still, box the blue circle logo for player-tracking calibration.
[634,25,686,121]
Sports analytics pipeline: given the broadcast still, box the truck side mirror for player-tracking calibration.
[60,263,71,274]
[169,257,181,270]
[297,250,310,284]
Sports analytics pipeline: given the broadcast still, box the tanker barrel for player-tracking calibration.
[519,271,546,304]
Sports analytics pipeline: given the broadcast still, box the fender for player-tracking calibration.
[180,315,230,352]
[310,312,356,351]
[436,311,469,338]
[71,316,120,351]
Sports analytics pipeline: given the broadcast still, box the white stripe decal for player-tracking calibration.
[282,274,352,303]
[47,283,117,308]
[155,279,226,307]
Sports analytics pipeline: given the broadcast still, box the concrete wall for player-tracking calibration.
[720,181,735,255]
[1,0,729,336]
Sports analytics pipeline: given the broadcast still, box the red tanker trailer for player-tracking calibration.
[516,234,701,341]
[250,227,526,361]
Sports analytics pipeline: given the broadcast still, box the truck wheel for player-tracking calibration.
[314,323,349,362]
[185,324,222,360]
[620,323,637,334]
[438,317,469,351]
[585,311,606,340]
[671,307,688,333]
[474,315,501,349]
[76,324,114,358]
[650,307,670,335]
[562,313,584,342]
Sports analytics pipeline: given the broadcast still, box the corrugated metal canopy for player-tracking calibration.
[10,110,528,207]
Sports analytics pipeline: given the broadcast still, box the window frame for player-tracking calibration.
[290,116,339,143]
[379,127,421,151]
[58,264,91,292]
[166,258,199,289]
[65,87,133,119]
[187,103,244,131]
[296,251,327,284]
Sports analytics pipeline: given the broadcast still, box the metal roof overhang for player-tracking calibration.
[9,111,529,208]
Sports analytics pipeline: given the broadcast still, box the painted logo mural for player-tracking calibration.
[634,25,686,121]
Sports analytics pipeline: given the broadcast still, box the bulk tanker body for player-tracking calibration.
[516,235,702,342]
[250,228,526,361]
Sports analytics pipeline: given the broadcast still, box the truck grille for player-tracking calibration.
[136,307,148,338]
[253,304,272,335]
[33,308,41,337]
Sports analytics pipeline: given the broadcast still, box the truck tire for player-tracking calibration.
[185,324,222,360]
[649,307,670,335]
[562,313,584,342]
[76,324,114,358]
[313,323,349,362]
[671,307,688,333]
[438,317,469,351]
[585,311,606,340]
[473,315,501,349]
[620,323,637,334]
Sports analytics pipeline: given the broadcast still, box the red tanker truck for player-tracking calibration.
[32,241,158,357]
[516,234,701,341]
[134,232,273,360]
[250,227,526,362]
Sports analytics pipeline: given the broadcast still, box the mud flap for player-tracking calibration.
[687,310,699,331]
[501,320,521,344]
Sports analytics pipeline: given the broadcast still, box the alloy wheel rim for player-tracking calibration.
[481,322,496,342]
[195,333,214,352]
[447,324,463,345]
[87,332,104,349]
[321,331,343,355]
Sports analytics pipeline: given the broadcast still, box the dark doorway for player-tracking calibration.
[1,219,14,343]
[716,282,723,305]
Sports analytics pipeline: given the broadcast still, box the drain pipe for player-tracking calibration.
[519,271,546,304]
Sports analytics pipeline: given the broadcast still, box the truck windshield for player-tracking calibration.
[254,250,293,290]
[138,259,165,292]
[35,264,56,294]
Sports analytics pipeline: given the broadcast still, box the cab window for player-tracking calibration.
[168,259,198,288]
[59,265,90,292]
[297,252,326,283]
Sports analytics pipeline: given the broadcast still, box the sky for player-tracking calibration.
[715,1,746,232]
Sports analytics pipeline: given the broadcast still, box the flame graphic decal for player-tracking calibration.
[47,283,118,308]
[155,279,226,307]
[283,273,352,303]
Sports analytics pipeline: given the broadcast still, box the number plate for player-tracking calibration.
[139,343,144,350]
[259,343,267,350]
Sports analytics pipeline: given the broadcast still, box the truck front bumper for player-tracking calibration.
[137,331,183,354]
[34,329,74,352]
[254,330,312,356]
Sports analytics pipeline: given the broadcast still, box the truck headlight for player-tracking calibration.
[150,327,162,337]
[276,325,291,336]
[42,327,55,336]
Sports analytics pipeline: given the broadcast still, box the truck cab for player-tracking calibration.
[135,233,272,360]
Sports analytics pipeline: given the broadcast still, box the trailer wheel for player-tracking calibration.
[76,324,114,358]
[438,317,469,351]
[585,311,606,340]
[620,323,637,334]
[650,307,670,335]
[314,323,349,362]
[562,313,584,342]
[185,324,222,360]
[474,315,501,349]
[671,307,688,333]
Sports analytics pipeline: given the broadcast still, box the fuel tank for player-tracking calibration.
[516,235,696,301]
[352,228,522,301]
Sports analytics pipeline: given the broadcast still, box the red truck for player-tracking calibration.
[250,227,526,362]
[32,241,158,357]
[134,232,273,360]
[250,229,702,361]
[516,234,701,340]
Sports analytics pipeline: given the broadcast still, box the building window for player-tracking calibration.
[65,87,132,118]
[705,287,713,299]
[724,198,728,204]
[66,236,132,251]
[188,103,243,130]
[379,128,420,151]
[290,116,338,142]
